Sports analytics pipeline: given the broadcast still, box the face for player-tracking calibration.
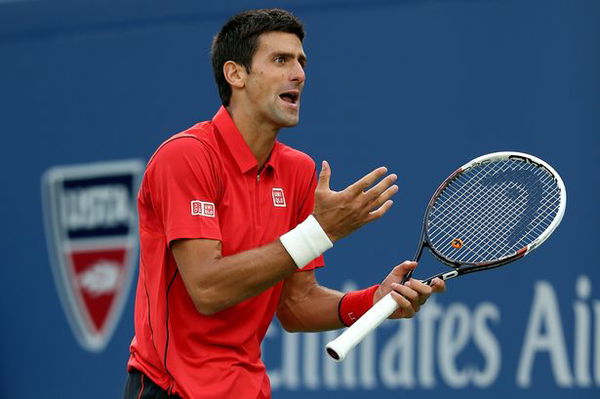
[243,31,307,128]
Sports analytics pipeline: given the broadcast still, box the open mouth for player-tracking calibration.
[279,90,300,105]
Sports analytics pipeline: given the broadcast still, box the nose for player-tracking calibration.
[290,60,305,84]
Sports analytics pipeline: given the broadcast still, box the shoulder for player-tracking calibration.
[149,121,219,167]
[276,141,317,173]
[142,123,224,191]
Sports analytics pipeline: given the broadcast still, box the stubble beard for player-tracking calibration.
[269,100,300,129]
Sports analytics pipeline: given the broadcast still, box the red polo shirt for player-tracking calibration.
[127,106,324,399]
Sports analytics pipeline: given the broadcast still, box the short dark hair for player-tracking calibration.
[211,9,305,106]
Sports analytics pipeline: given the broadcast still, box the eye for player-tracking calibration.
[275,56,286,64]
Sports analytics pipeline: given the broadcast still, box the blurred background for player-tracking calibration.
[1,0,598,397]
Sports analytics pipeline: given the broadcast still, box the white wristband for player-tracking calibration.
[280,215,333,269]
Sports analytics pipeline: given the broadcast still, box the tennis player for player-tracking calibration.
[122,8,445,399]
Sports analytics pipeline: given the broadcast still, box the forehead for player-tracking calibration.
[254,31,305,57]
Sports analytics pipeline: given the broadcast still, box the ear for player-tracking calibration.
[223,61,247,89]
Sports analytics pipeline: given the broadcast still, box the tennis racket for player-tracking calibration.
[326,151,566,361]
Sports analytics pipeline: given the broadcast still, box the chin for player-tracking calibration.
[273,113,300,128]
[282,117,300,127]
[266,103,301,128]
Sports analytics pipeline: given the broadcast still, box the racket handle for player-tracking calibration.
[326,270,460,362]
[326,292,398,361]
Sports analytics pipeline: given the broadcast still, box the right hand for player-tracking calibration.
[313,161,398,242]
[374,261,445,319]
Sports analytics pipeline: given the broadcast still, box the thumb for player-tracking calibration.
[317,160,331,190]
[389,261,417,279]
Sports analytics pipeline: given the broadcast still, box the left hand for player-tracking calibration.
[373,261,446,319]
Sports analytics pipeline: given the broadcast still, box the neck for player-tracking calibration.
[226,103,278,171]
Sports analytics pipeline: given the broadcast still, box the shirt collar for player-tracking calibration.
[212,106,280,174]
[264,141,280,171]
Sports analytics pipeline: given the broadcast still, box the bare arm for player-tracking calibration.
[276,270,344,332]
[276,261,446,332]
[171,239,297,315]
[172,162,398,315]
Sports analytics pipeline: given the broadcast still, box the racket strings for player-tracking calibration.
[426,159,561,263]
[432,181,528,262]
[432,162,532,227]
[507,181,561,242]
[434,163,560,262]
[434,164,559,262]
[429,178,521,259]
[438,182,529,261]
[442,167,558,262]
[436,174,524,234]
[429,163,533,242]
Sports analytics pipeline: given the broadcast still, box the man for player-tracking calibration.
[123,8,445,399]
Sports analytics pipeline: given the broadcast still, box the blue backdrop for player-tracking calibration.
[1,0,598,398]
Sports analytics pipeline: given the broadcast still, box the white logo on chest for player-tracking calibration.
[272,188,286,207]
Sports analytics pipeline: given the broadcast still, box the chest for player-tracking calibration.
[217,167,299,255]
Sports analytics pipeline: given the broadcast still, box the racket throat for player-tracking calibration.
[402,240,429,284]
[422,270,459,285]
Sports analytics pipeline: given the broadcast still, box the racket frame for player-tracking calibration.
[414,152,566,280]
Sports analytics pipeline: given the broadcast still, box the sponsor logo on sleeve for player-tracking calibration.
[191,200,216,217]
[42,159,144,353]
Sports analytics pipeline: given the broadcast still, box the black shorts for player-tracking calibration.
[122,369,181,399]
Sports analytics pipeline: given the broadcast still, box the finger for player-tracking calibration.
[430,277,446,293]
[365,199,394,222]
[368,184,399,211]
[391,283,420,303]
[364,173,398,201]
[406,279,432,305]
[394,283,424,312]
[406,279,433,296]
[317,160,331,191]
[390,290,416,318]
[385,261,417,282]
[348,167,388,195]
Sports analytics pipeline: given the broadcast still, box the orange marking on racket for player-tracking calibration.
[451,238,463,249]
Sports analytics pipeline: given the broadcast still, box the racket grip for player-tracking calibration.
[326,292,398,361]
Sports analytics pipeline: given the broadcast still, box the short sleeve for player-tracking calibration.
[146,137,222,245]
[296,162,325,271]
